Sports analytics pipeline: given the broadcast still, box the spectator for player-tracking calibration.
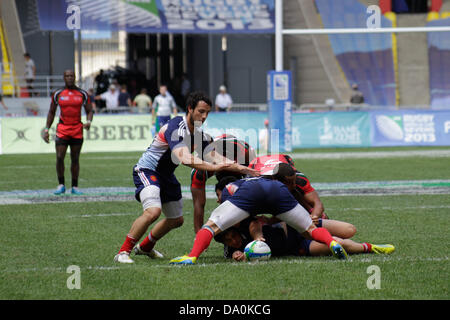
[133,88,152,114]
[350,84,365,104]
[24,53,36,97]
[152,84,178,132]
[95,84,119,113]
[94,69,109,111]
[215,85,232,112]
[87,88,97,113]
[94,69,109,95]
[118,84,132,109]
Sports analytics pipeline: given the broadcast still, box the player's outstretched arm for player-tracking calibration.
[203,150,259,177]
[172,145,232,172]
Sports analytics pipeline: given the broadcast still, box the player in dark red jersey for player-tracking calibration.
[249,153,330,223]
[190,134,256,233]
[43,70,93,195]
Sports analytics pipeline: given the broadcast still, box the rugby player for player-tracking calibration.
[214,217,394,262]
[170,163,349,265]
[114,91,259,264]
[249,153,329,223]
[43,70,93,195]
[190,134,256,233]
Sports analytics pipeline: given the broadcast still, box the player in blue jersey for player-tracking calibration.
[190,134,256,233]
[114,91,258,263]
[170,164,350,265]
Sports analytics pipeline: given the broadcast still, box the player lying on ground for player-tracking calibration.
[191,134,256,233]
[214,216,395,262]
[170,164,350,265]
[114,92,259,264]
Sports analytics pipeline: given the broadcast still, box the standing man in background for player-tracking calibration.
[215,85,232,112]
[152,84,178,132]
[95,84,119,113]
[24,53,36,97]
[133,88,152,114]
[43,70,93,195]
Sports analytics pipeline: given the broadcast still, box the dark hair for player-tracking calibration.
[215,176,238,193]
[24,53,30,57]
[213,227,238,243]
[186,91,212,110]
[272,163,296,183]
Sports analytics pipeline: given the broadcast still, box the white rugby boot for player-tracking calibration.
[114,251,135,264]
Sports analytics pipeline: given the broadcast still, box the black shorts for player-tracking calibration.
[55,136,84,146]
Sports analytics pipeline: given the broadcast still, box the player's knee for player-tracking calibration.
[344,224,357,238]
[142,208,161,224]
[168,216,184,229]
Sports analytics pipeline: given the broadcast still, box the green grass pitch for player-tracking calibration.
[0,147,449,300]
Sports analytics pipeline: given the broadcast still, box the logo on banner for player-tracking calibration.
[375,115,403,140]
[375,114,436,143]
[273,74,289,100]
[319,118,361,145]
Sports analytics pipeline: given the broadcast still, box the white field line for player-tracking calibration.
[325,205,450,211]
[67,212,138,218]
[20,149,448,162]
[290,149,450,159]
[2,256,448,274]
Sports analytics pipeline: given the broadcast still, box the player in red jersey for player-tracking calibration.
[43,70,93,195]
[190,134,256,233]
[249,154,330,223]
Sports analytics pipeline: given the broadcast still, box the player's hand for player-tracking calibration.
[254,236,266,242]
[311,214,321,225]
[42,130,50,144]
[83,122,91,130]
[232,251,246,262]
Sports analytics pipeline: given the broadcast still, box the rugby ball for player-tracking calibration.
[244,240,271,261]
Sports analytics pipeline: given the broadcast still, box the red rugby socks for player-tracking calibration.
[311,227,334,247]
[188,227,214,258]
[139,231,159,252]
[362,242,373,253]
[119,234,137,254]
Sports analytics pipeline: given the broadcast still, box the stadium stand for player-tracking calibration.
[0,19,15,96]
[427,16,450,109]
[314,0,397,106]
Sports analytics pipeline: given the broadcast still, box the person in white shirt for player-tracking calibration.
[95,84,119,113]
[152,84,178,132]
[24,53,36,96]
[215,85,232,112]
